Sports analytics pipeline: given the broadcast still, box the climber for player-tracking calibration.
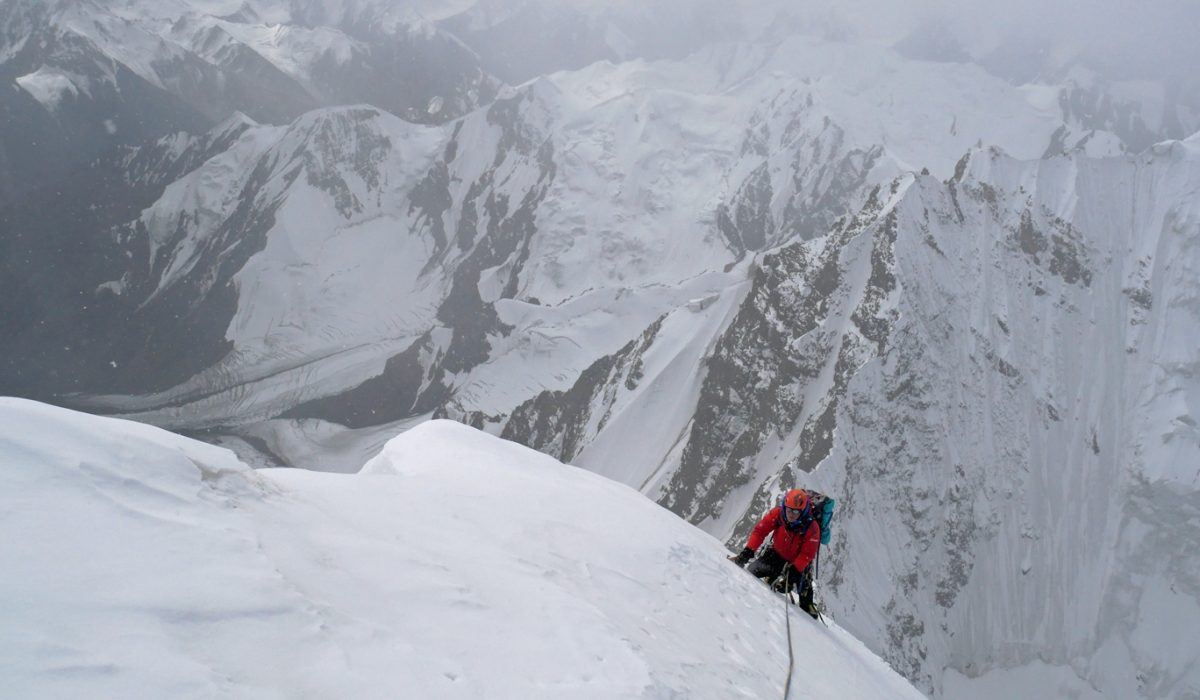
[730,488,824,618]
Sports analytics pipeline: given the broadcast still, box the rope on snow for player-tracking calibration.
[782,567,795,700]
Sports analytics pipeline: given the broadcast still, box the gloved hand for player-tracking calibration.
[730,547,754,567]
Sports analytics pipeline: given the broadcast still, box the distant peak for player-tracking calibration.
[216,110,258,131]
[216,2,260,25]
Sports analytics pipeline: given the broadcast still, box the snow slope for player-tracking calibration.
[0,397,925,699]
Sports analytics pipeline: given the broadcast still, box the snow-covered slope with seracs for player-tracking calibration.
[0,397,926,699]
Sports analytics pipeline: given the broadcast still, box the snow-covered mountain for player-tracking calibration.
[3,1,1200,697]
[0,397,926,699]
[4,34,1162,406]
[0,0,499,204]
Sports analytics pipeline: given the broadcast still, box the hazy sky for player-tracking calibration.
[788,0,1200,82]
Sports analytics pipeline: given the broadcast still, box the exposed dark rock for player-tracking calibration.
[0,118,259,398]
[1014,207,1093,287]
[1124,284,1153,311]
[662,184,898,527]
[718,113,882,255]
[306,25,499,126]
[409,131,459,257]
[716,164,773,254]
[283,332,448,428]
[1058,83,1159,152]
[500,316,666,462]
[302,109,393,217]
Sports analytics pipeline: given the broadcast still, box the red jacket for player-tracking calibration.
[746,506,821,572]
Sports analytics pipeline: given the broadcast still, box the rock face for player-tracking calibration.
[661,182,901,530]
[0,0,209,205]
[497,315,668,462]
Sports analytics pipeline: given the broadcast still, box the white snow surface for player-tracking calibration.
[0,398,925,700]
[943,662,1107,700]
[14,65,88,110]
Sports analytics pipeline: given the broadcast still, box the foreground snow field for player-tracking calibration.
[0,398,924,699]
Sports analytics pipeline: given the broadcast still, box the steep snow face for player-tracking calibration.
[0,398,926,700]
[789,144,1200,696]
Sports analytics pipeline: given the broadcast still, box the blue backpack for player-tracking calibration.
[807,490,836,545]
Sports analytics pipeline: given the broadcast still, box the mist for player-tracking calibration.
[757,0,1200,84]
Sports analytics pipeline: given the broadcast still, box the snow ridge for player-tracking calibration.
[0,398,926,700]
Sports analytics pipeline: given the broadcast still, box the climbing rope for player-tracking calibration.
[781,567,795,700]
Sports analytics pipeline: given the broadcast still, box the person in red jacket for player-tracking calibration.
[730,488,821,617]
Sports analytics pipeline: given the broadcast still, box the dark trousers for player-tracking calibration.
[747,549,816,614]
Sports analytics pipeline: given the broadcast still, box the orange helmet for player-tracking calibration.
[782,488,811,527]
[783,488,809,511]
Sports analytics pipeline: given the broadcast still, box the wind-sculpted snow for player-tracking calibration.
[0,398,926,700]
